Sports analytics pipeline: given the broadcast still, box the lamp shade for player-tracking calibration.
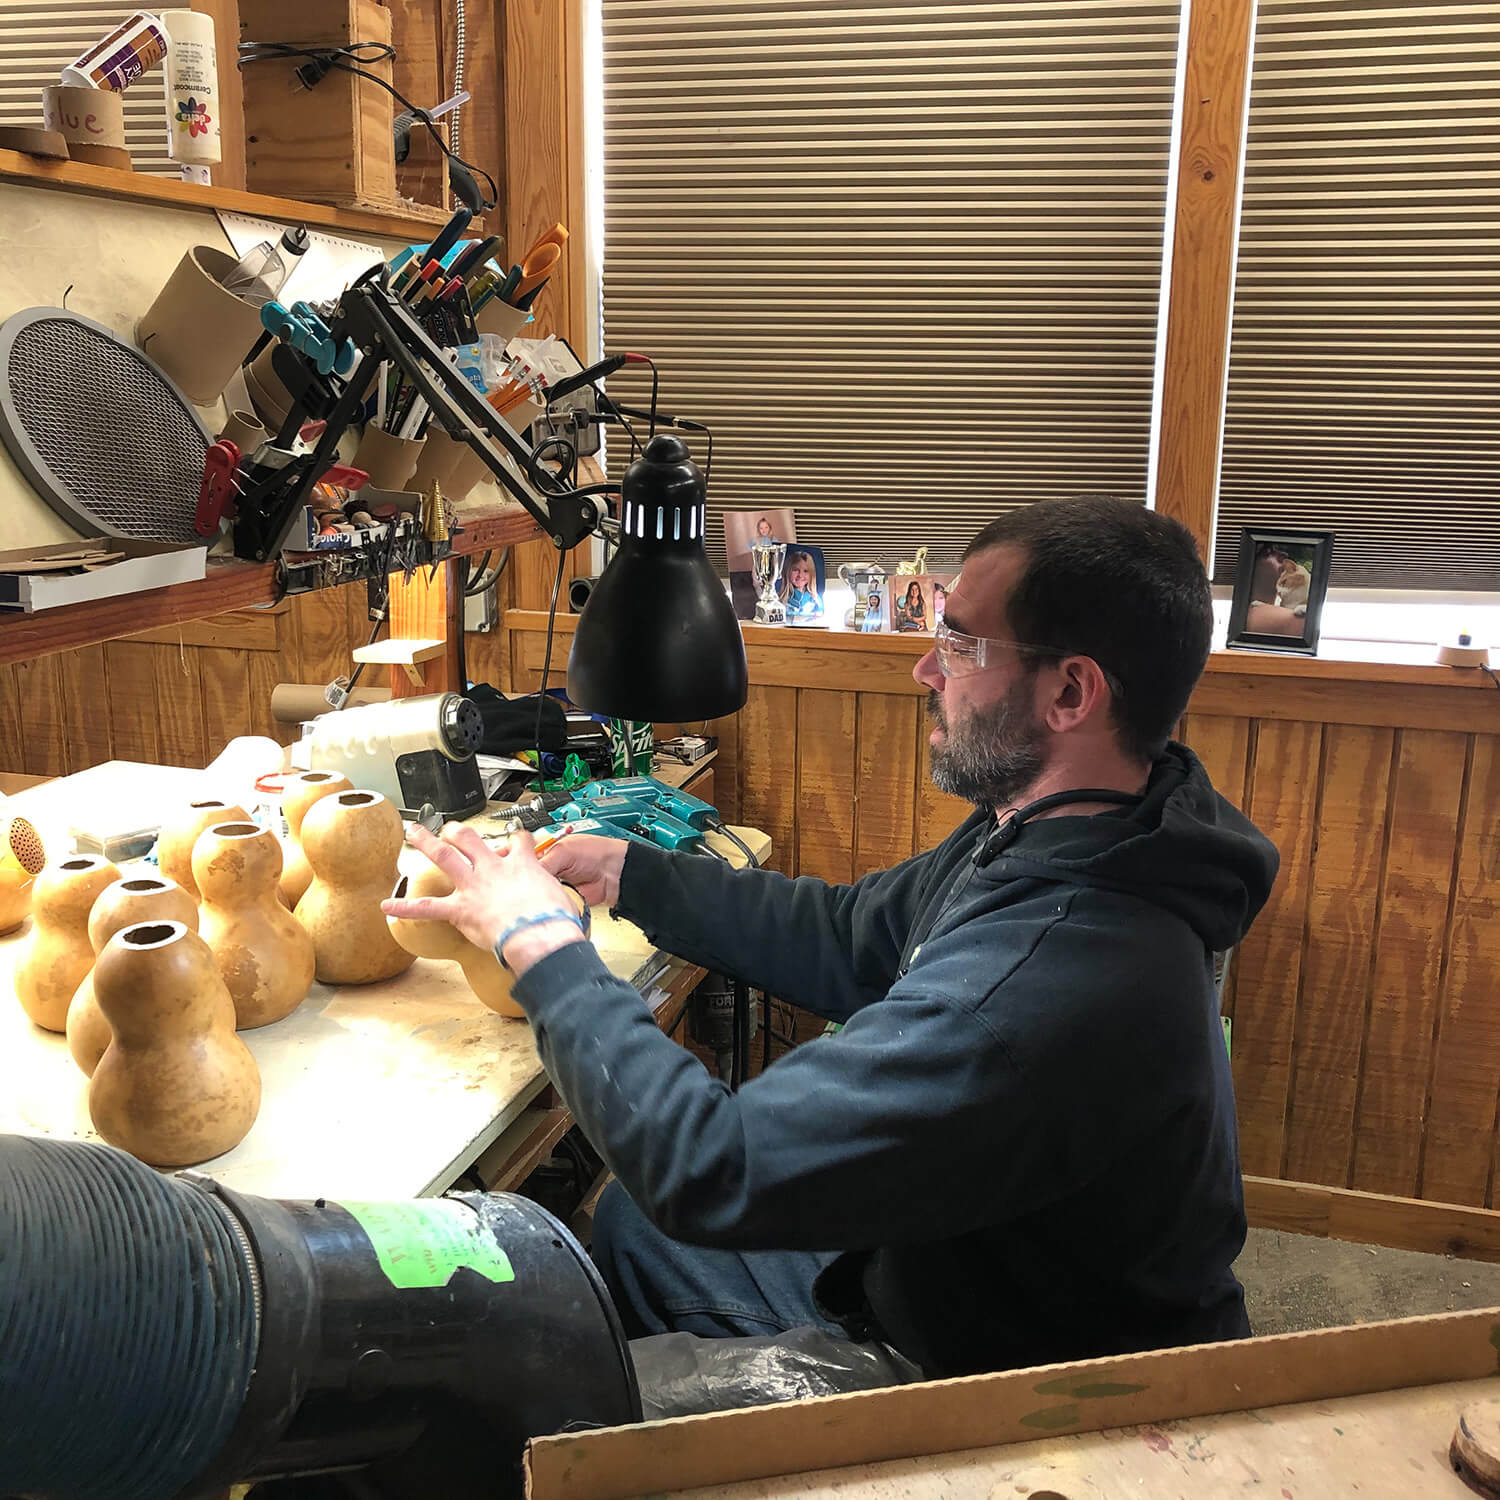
[568,435,748,721]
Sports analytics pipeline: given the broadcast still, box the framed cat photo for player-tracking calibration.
[1225,528,1335,656]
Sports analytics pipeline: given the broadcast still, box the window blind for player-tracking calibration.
[0,4,177,175]
[601,0,1183,574]
[1215,0,1500,590]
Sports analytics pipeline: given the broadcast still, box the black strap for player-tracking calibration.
[976,787,1145,866]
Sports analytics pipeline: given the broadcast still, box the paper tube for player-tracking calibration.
[42,86,127,151]
[136,245,264,405]
[217,409,266,452]
[271,684,391,723]
[351,425,423,491]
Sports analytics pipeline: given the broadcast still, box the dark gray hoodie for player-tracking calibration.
[513,743,1279,1377]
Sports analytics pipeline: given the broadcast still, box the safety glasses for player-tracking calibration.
[931,620,1066,678]
[931,620,1123,695]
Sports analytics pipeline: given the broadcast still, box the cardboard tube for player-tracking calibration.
[137,245,263,405]
[217,409,266,452]
[412,428,495,501]
[271,684,391,723]
[351,425,423,491]
[475,299,529,342]
[42,86,127,150]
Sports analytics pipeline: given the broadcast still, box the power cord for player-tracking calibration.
[238,39,500,207]
[533,544,570,790]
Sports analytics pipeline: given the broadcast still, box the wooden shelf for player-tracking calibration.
[0,148,458,243]
[504,607,1500,695]
[0,505,544,667]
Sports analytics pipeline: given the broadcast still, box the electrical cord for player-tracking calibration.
[464,545,510,595]
[237,39,499,206]
[533,544,570,788]
[705,816,759,868]
[451,0,466,161]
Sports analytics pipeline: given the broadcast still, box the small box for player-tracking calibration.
[240,0,397,210]
[289,486,420,553]
[0,538,206,612]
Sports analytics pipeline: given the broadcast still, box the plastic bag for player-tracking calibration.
[629,1325,922,1420]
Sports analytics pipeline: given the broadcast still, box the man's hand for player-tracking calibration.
[380,823,587,975]
[538,833,630,909]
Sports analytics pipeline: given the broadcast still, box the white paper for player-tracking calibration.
[216,211,385,306]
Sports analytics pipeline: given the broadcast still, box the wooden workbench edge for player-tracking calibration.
[525,1306,1500,1500]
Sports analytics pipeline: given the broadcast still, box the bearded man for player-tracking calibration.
[384,495,1279,1380]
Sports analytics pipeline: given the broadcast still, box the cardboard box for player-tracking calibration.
[0,538,206,612]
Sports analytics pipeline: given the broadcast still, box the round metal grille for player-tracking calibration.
[0,309,209,543]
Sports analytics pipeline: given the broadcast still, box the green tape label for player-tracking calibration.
[340,1199,516,1290]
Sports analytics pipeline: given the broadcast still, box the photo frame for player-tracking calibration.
[724,508,797,621]
[1225,528,1335,656]
[780,543,827,627]
[889,574,952,634]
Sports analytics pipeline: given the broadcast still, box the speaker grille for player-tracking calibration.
[0,309,209,543]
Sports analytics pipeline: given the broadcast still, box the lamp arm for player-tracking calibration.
[342,282,602,551]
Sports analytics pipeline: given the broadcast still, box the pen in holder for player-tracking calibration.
[137,246,263,405]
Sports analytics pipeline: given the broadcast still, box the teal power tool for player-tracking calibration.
[505,776,756,862]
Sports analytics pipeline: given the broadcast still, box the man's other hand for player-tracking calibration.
[538,833,629,909]
[381,823,587,974]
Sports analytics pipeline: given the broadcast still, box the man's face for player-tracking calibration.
[912,546,1048,809]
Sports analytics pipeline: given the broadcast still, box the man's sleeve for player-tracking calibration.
[614,837,945,1023]
[511,906,1197,1253]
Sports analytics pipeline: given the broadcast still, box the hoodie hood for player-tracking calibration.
[977,742,1279,954]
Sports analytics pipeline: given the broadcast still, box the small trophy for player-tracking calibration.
[751,540,787,624]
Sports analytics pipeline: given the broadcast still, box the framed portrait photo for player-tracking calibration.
[1225,529,1335,656]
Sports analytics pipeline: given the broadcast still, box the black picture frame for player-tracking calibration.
[1225,528,1335,656]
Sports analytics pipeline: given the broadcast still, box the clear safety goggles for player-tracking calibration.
[931,619,1123,694]
[931,620,1065,678]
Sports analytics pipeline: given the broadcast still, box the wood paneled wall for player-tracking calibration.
[0,586,385,776]
[504,615,1500,1212]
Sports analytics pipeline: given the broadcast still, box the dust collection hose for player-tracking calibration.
[0,1134,640,1499]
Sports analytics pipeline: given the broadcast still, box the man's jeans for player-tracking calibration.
[590,1181,843,1340]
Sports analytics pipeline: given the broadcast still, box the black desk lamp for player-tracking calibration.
[568,435,747,722]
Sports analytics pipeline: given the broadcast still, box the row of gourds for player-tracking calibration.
[7,773,523,1170]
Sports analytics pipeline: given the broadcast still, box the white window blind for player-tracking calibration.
[1215,0,1500,591]
[1,5,177,175]
[601,0,1183,573]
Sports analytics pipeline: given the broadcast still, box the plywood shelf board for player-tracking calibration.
[0,508,543,666]
[0,147,455,242]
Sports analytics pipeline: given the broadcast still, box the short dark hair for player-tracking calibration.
[963,495,1212,761]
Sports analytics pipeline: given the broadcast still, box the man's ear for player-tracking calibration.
[1042,657,1112,734]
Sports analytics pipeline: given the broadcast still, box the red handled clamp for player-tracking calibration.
[195,439,242,538]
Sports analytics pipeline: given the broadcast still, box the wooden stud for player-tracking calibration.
[1150,0,1257,565]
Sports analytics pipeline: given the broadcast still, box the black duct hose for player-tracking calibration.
[0,1135,258,1500]
[0,1134,640,1499]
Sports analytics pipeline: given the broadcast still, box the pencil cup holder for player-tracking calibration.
[217,409,266,453]
[475,299,530,342]
[498,397,543,437]
[351,425,423,491]
[136,246,264,405]
[413,428,494,502]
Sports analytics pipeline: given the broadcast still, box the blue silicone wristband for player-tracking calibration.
[494,908,588,969]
